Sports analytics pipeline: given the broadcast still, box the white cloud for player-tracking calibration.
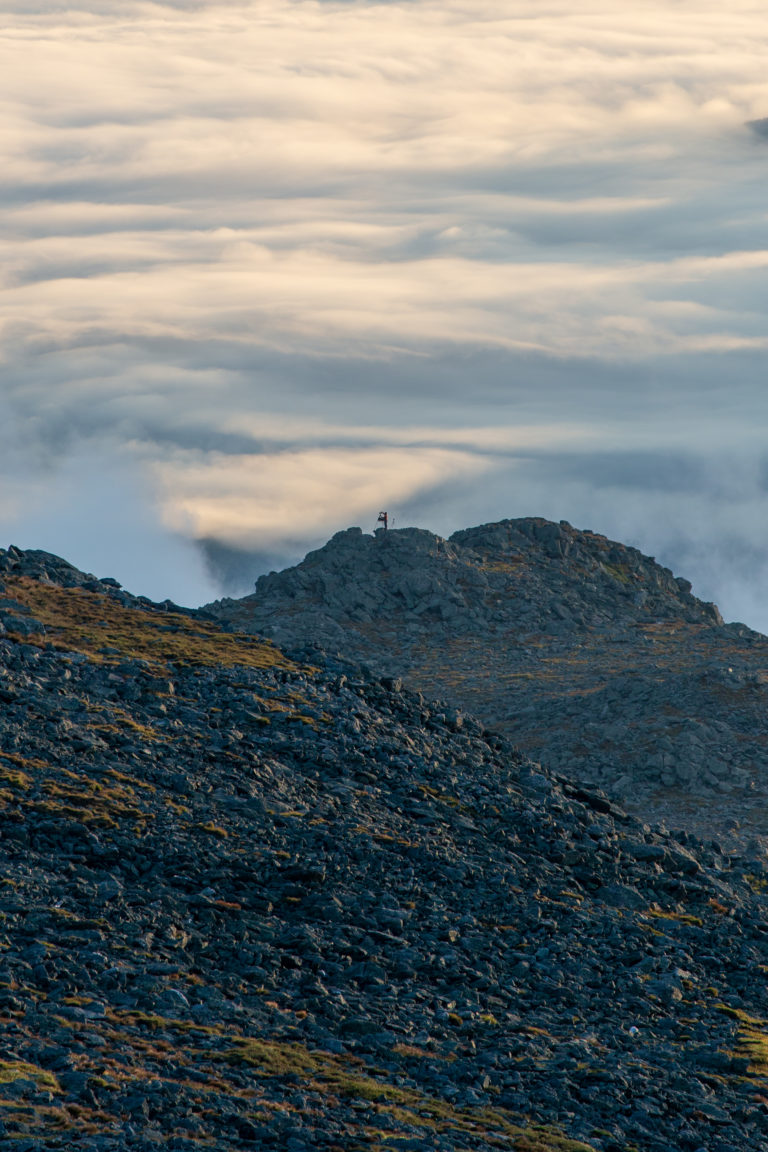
[2,0,767,366]
[2,0,768,614]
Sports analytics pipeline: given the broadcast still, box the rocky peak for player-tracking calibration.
[210,516,722,647]
[207,517,768,839]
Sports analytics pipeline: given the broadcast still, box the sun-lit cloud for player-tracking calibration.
[154,445,493,547]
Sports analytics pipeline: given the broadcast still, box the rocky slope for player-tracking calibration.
[1,545,768,1149]
[206,519,768,842]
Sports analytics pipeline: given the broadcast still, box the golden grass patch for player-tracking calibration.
[221,1038,596,1150]
[0,1061,60,1091]
[3,576,296,673]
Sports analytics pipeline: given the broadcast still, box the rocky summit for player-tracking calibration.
[0,547,768,1149]
[206,518,768,843]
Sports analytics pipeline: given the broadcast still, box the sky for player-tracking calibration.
[2,1,768,625]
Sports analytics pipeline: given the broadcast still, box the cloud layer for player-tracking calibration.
[2,1,768,616]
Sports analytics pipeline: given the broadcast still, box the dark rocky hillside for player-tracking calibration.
[1,545,768,1149]
[206,518,768,842]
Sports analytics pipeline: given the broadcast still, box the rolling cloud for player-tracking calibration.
[1,1,768,620]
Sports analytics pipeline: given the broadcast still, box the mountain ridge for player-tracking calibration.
[1,541,768,1148]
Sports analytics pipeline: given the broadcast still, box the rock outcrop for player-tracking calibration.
[207,518,768,838]
[208,518,723,647]
[1,544,768,1149]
